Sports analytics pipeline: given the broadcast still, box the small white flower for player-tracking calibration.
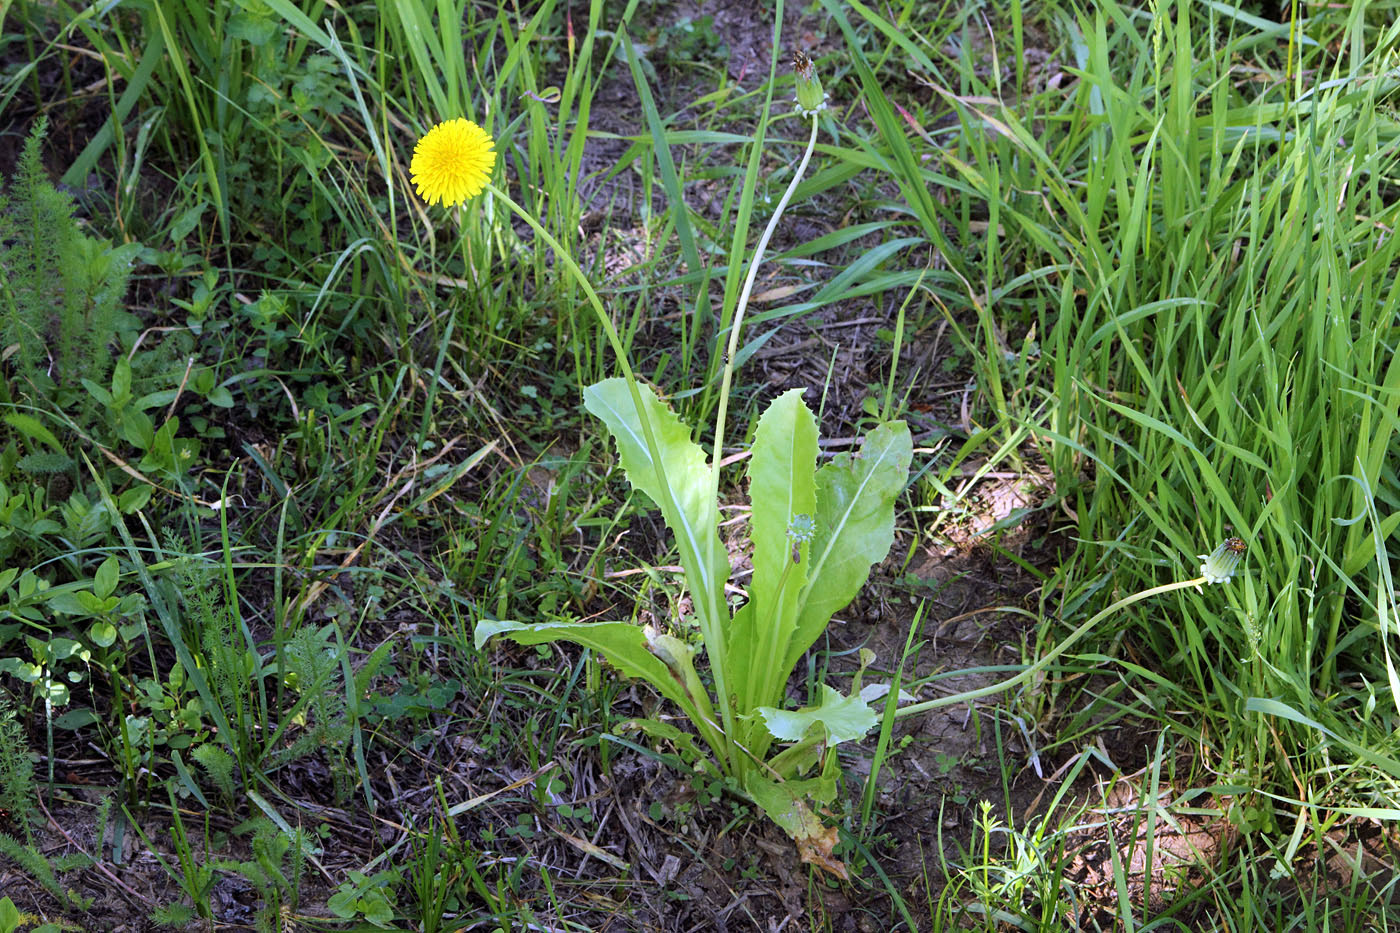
[1198,537,1247,584]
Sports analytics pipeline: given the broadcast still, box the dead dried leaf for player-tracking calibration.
[796,823,848,880]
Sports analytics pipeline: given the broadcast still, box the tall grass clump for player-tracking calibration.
[837,0,1400,809]
[1041,2,1400,804]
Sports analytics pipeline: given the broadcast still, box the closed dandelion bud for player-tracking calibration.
[787,513,816,564]
[1198,537,1247,585]
[792,51,827,117]
[787,513,816,543]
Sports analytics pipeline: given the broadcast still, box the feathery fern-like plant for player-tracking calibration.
[0,832,90,910]
[0,691,34,844]
[0,118,138,396]
[0,119,69,380]
[277,625,351,799]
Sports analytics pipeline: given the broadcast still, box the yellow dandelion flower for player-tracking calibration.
[411,118,495,207]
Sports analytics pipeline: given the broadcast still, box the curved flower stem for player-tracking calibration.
[710,114,821,496]
[894,576,1210,718]
[481,180,737,769]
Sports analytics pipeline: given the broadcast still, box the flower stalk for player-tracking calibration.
[411,118,497,450]
[895,540,1246,719]
[710,113,821,501]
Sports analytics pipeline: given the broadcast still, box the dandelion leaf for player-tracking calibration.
[583,378,729,639]
[743,769,848,880]
[476,618,712,748]
[732,389,817,709]
[756,683,879,745]
[782,421,911,676]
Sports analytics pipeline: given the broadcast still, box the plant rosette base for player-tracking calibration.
[477,381,911,875]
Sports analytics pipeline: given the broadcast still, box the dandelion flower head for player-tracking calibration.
[792,50,828,117]
[1198,537,1247,585]
[411,118,495,207]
